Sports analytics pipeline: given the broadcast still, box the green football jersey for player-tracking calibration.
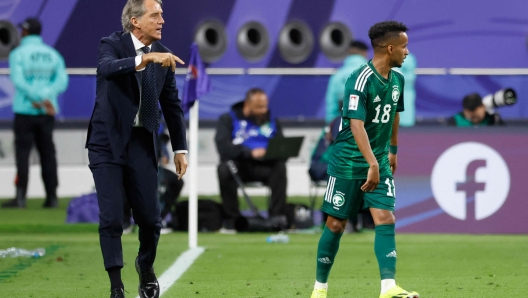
[327,60,405,180]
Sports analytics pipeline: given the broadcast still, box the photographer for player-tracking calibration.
[449,92,508,127]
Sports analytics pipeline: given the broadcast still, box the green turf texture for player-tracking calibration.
[1,198,527,297]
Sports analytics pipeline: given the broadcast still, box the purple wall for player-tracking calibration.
[324,0,528,68]
[2,0,527,68]
[1,0,527,121]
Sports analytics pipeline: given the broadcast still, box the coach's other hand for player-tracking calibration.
[174,153,188,179]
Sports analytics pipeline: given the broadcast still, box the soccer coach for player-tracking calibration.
[85,0,187,297]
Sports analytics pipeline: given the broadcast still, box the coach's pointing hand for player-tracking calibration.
[138,52,185,72]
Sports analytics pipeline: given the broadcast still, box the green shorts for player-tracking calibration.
[321,175,396,220]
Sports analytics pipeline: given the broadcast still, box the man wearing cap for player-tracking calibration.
[2,18,68,209]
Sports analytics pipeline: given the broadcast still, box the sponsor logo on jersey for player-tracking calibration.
[373,95,381,103]
[392,85,399,102]
[386,250,397,258]
[348,95,359,111]
[332,192,345,207]
[431,142,510,220]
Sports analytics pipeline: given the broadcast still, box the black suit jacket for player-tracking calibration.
[86,31,187,160]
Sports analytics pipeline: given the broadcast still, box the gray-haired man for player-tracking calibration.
[87,0,187,297]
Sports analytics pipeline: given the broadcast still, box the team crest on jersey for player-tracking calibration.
[392,85,399,102]
[332,192,345,207]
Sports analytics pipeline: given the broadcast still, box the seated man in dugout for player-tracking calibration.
[215,88,288,232]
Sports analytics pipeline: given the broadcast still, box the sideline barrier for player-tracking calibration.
[0,70,527,121]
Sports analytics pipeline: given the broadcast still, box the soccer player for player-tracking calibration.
[311,21,419,298]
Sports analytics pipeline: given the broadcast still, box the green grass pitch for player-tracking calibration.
[0,198,527,297]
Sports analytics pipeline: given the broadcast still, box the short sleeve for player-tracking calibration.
[342,74,368,121]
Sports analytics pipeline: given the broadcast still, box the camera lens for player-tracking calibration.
[504,89,517,105]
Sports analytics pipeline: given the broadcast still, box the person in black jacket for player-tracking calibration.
[215,88,287,230]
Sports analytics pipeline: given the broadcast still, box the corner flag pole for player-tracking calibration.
[183,42,211,249]
[188,100,199,249]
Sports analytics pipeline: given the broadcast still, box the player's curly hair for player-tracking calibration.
[368,21,408,48]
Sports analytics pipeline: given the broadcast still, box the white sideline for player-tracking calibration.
[135,246,205,298]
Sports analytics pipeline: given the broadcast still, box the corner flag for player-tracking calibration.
[182,43,210,249]
[182,43,211,113]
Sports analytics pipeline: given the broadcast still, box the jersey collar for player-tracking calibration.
[367,60,391,85]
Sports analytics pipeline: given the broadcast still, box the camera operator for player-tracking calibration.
[448,89,516,127]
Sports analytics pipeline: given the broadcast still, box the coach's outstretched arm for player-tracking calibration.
[96,39,137,80]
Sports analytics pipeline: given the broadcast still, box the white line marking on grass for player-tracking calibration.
[136,246,205,298]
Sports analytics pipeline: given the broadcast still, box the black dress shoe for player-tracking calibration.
[110,288,125,298]
[135,257,160,298]
[42,196,58,208]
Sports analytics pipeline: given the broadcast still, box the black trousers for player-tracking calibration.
[217,160,287,220]
[123,167,184,224]
[159,168,184,219]
[14,114,57,198]
[88,127,160,271]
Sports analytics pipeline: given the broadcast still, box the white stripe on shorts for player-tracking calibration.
[325,176,336,202]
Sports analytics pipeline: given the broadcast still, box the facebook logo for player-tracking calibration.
[431,142,510,220]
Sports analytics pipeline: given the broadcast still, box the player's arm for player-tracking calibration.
[343,70,379,191]
[390,74,405,174]
[389,112,399,174]
[350,119,380,192]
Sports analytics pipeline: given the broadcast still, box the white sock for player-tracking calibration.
[380,279,396,294]
[314,280,328,290]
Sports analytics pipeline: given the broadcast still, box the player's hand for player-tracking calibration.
[174,153,188,180]
[361,164,380,192]
[389,153,397,174]
[146,52,185,72]
[251,148,266,159]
